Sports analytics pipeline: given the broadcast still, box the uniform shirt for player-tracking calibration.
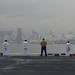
[40,40,47,46]
[22,41,29,49]
[66,43,71,51]
[3,42,9,49]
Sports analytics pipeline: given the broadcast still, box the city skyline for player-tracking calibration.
[0,28,75,41]
[0,28,74,36]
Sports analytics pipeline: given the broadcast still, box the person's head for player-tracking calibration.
[67,41,70,43]
[24,40,27,41]
[43,38,45,40]
[5,40,7,42]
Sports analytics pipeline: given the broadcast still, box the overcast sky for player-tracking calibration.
[0,0,75,35]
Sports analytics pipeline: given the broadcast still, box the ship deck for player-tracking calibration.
[0,56,75,75]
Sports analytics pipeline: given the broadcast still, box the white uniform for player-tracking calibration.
[66,43,71,56]
[3,42,9,56]
[22,41,29,56]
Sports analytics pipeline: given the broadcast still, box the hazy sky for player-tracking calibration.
[0,0,75,35]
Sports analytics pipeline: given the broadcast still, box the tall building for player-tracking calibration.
[16,28,22,43]
[49,30,54,37]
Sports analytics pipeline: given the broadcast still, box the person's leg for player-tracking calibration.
[24,48,28,56]
[25,48,28,56]
[67,51,70,56]
[44,46,47,56]
[3,48,5,56]
[5,48,8,55]
[40,46,43,56]
[66,50,70,56]
[66,50,68,56]
[3,48,7,56]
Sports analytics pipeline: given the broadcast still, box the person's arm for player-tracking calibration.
[45,41,47,45]
[7,42,9,46]
[6,42,9,48]
[70,43,72,48]
[46,41,47,45]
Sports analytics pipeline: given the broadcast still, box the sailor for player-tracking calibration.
[40,38,47,56]
[3,40,9,56]
[22,40,29,56]
[66,41,71,56]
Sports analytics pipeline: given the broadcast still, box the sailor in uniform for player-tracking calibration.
[3,40,9,56]
[22,40,29,56]
[66,41,71,56]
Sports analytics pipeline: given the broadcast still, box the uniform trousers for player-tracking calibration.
[66,50,70,56]
[24,48,28,56]
[40,46,47,56]
[3,48,8,56]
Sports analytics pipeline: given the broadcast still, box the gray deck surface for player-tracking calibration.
[0,56,75,75]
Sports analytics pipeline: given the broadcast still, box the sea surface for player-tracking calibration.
[0,43,75,55]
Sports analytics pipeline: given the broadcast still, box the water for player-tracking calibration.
[0,43,75,55]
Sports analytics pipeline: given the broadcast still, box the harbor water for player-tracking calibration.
[0,43,75,55]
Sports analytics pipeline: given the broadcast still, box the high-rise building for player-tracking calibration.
[16,28,22,43]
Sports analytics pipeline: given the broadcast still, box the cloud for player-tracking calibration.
[0,0,75,34]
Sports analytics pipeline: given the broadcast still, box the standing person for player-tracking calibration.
[22,40,29,56]
[3,40,9,56]
[66,41,71,56]
[40,38,47,56]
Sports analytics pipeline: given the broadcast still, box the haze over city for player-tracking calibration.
[0,0,75,35]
